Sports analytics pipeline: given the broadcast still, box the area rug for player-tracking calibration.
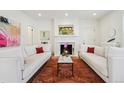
[31,56,105,83]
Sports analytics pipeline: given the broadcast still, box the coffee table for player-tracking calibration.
[57,55,73,76]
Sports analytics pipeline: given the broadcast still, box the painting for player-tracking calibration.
[40,31,50,44]
[0,16,20,47]
[59,25,74,35]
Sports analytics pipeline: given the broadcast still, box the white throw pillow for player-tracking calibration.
[40,44,51,52]
[24,46,36,56]
[80,45,87,52]
[94,46,105,57]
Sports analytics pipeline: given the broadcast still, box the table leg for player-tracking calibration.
[57,63,59,76]
[72,63,74,76]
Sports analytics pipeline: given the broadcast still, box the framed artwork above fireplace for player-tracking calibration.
[58,25,74,35]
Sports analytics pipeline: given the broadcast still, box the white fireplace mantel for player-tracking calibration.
[53,18,80,56]
[54,35,80,56]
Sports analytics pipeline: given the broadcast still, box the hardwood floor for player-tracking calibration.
[31,56,105,83]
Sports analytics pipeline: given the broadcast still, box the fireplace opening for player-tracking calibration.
[60,44,73,55]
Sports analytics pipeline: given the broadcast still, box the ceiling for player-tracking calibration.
[22,10,112,20]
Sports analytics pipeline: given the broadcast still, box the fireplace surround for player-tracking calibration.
[54,35,79,56]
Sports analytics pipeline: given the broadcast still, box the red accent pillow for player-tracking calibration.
[87,47,94,53]
[36,47,44,54]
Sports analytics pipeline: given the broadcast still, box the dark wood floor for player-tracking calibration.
[31,56,105,83]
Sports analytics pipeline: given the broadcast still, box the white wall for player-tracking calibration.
[0,10,53,46]
[53,18,99,56]
[34,20,53,45]
[79,19,99,45]
[0,10,38,45]
[2,10,121,50]
[99,11,123,47]
[53,18,80,56]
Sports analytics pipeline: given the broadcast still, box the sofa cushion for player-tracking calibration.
[40,44,51,52]
[23,52,51,79]
[94,46,105,57]
[80,53,108,77]
[24,53,44,64]
[24,46,36,56]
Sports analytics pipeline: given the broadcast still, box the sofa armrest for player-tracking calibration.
[107,47,124,82]
[108,56,124,82]
[0,57,23,82]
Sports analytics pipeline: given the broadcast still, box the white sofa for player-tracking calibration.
[79,44,124,82]
[0,44,51,83]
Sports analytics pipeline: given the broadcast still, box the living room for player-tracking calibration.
[0,10,124,83]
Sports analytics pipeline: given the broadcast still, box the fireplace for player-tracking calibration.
[60,44,73,55]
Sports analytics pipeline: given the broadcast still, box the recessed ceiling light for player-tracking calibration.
[93,13,96,16]
[65,13,68,16]
[38,13,42,16]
